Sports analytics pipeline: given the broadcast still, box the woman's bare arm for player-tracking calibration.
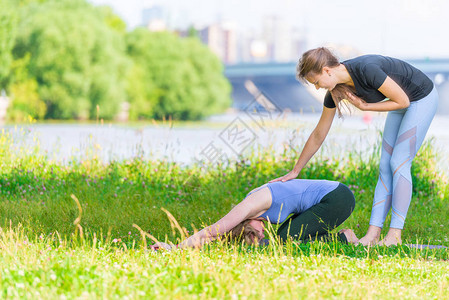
[346,76,410,112]
[270,106,336,182]
[177,187,271,248]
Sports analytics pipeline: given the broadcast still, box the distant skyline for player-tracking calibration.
[88,0,449,59]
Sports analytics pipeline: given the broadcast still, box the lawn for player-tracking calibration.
[0,126,448,298]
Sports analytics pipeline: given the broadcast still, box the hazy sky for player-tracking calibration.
[88,0,449,59]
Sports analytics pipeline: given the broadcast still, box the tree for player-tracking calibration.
[98,5,127,34]
[126,29,231,120]
[7,54,46,121]
[12,0,129,120]
[0,0,17,85]
[125,63,161,120]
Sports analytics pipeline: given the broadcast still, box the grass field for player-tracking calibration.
[1,126,448,298]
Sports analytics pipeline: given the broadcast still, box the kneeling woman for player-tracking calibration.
[153,179,357,250]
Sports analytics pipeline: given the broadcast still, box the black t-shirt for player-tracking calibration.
[323,55,434,108]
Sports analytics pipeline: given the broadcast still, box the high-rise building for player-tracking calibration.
[198,22,238,65]
[291,27,307,59]
[263,16,295,62]
[142,5,168,31]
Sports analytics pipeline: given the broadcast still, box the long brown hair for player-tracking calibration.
[296,47,356,117]
[330,84,356,117]
[226,219,260,245]
[296,47,339,81]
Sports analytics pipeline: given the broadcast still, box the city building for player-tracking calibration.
[142,5,169,31]
[140,6,307,64]
[198,22,238,65]
[261,15,307,62]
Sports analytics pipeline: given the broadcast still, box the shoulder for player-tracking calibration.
[346,55,388,88]
[344,55,385,69]
[242,186,272,211]
[362,63,384,74]
[347,54,385,62]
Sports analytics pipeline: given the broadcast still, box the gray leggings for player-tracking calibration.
[370,87,438,229]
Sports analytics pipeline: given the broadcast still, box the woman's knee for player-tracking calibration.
[320,184,355,227]
[337,184,356,213]
[389,154,412,176]
[379,157,392,177]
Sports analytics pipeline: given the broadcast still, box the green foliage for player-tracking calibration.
[187,25,198,37]
[8,79,46,121]
[124,64,160,120]
[126,29,231,120]
[97,5,127,34]
[7,54,46,121]
[0,0,17,84]
[11,0,129,120]
[3,0,231,121]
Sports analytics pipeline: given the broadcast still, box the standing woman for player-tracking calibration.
[270,47,438,246]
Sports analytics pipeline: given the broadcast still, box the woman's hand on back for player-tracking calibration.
[269,169,299,183]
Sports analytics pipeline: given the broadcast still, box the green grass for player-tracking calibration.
[1,126,448,298]
[1,227,448,299]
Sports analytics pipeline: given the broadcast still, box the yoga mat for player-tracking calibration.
[405,244,447,249]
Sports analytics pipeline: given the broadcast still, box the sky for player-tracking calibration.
[88,0,449,59]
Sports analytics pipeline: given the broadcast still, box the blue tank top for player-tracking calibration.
[259,179,339,224]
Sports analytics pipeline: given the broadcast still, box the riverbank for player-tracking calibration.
[3,112,448,174]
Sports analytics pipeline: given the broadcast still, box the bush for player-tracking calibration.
[11,0,129,120]
[126,30,231,120]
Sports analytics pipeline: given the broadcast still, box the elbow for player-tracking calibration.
[312,129,327,143]
[401,97,410,109]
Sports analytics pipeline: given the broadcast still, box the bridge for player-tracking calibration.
[225,59,449,114]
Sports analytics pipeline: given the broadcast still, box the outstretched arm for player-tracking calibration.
[154,188,271,250]
[270,106,336,182]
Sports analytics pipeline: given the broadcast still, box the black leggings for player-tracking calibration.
[276,183,355,243]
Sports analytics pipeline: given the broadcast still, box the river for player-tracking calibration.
[3,112,449,174]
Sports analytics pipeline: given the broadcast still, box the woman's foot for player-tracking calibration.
[340,229,359,244]
[377,228,402,246]
[357,225,382,246]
